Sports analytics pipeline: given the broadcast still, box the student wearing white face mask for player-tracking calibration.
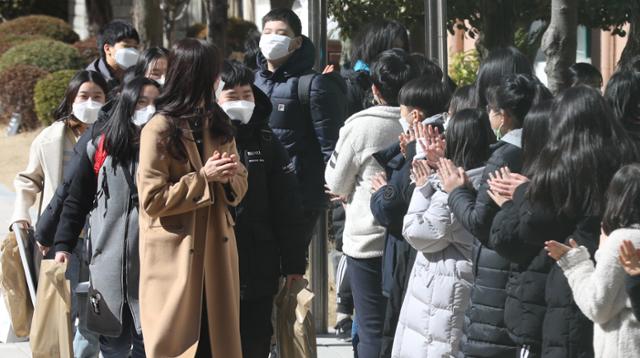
[53,77,161,358]
[254,8,348,250]
[11,70,108,358]
[87,20,141,91]
[131,47,169,86]
[218,60,306,358]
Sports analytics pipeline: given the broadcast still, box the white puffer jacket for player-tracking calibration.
[392,167,483,358]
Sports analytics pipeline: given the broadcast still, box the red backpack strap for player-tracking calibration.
[93,134,108,177]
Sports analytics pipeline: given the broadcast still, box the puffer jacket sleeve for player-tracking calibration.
[557,231,631,325]
[402,182,453,253]
[325,125,359,198]
[490,183,540,265]
[269,134,307,275]
[53,139,97,253]
[310,73,347,163]
[625,274,640,321]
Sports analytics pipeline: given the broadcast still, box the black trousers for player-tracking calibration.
[240,297,274,358]
[348,256,387,358]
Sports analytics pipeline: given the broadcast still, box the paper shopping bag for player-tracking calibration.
[29,260,73,358]
[274,279,317,358]
[0,232,33,337]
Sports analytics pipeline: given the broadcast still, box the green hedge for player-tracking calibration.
[0,33,48,57]
[449,50,480,87]
[34,69,77,126]
[0,15,79,43]
[0,39,83,73]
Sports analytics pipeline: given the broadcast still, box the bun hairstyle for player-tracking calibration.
[486,73,552,129]
[475,46,533,108]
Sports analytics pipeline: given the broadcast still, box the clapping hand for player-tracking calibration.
[202,151,238,183]
[487,167,529,200]
[545,239,578,261]
[437,158,468,193]
[619,240,640,276]
[370,172,388,193]
[411,159,431,187]
[415,122,445,167]
[399,126,416,158]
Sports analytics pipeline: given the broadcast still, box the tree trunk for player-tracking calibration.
[476,0,516,59]
[618,5,640,70]
[161,0,190,48]
[133,0,163,48]
[541,0,577,94]
[86,0,113,36]
[269,0,295,9]
[205,0,229,54]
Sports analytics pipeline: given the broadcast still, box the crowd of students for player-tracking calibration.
[8,6,640,358]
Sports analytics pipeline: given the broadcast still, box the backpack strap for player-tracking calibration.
[121,161,139,208]
[297,72,317,113]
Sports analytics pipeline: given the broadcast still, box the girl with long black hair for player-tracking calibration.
[488,86,638,357]
[136,38,248,358]
[53,76,161,357]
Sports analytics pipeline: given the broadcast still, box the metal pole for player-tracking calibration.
[308,0,328,70]
[307,0,329,334]
[309,211,329,333]
[425,0,448,72]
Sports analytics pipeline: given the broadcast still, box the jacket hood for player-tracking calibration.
[232,84,272,133]
[257,36,316,79]
[345,105,402,126]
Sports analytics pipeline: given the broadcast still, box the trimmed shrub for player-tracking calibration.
[0,64,48,130]
[0,39,83,73]
[73,37,99,66]
[0,33,48,57]
[0,15,79,43]
[34,69,76,126]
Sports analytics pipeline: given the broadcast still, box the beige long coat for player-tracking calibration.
[137,114,248,358]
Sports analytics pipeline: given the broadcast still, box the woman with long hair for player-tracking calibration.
[54,76,161,357]
[136,38,248,357]
[13,69,108,357]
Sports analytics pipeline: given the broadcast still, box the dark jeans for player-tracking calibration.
[348,256,387,358]
[99,304,145,358]
[240,297,274,358]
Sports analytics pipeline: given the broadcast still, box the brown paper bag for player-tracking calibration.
[274,279,318,358]
[30,260,73,358]
[0,232,34,337]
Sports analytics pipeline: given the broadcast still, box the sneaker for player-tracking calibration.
[334,317,353,342]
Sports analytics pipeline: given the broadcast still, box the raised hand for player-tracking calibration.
[202,151,239,183]
[415,122,445,167]
[437,158,468,193]
[411,159,432,187]
[619,240,640,276]
[370,171,388,193]
[545,239,578,261]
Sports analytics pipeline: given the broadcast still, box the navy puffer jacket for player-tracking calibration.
[254,36,347,210]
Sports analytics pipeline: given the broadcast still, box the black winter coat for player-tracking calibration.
[491,182,597,358]
[233,86,307,300]
[86,58,119,93]
[370,141,417,358]
[626,275,640,321]
[254,36,347,210]
[340,68,373,117]
[448,140,523,358]
[35,107,112,248]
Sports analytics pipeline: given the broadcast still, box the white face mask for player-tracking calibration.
[399,117,410,132]
[221,100,256,125]
[215,79,226,99]
[155,75,165,87]
[72,99,103,124]
[132,105,156,126]
[259,34,292,61]
[114,48,140,69]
